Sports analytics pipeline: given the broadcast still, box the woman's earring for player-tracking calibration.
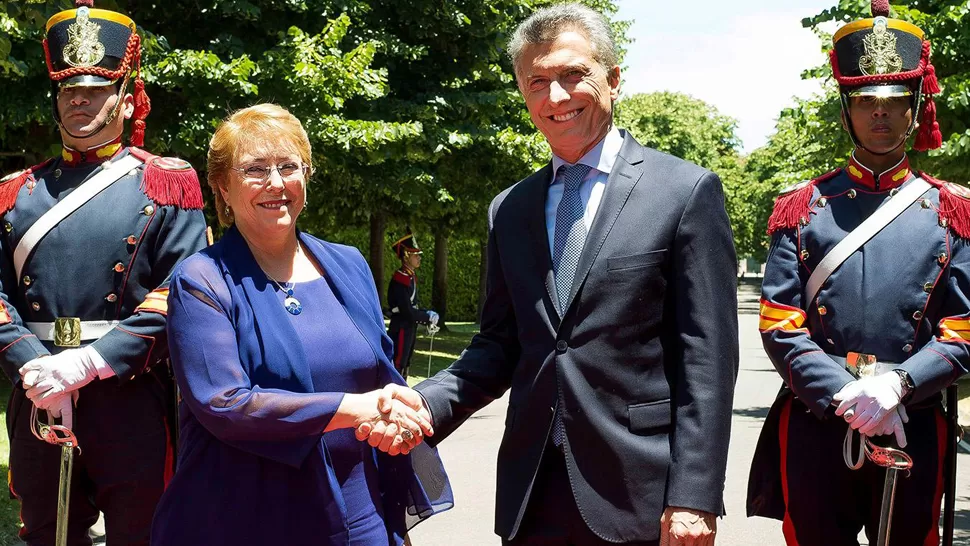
[225,204,232,217]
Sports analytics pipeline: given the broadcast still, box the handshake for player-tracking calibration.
[353,384,433,456]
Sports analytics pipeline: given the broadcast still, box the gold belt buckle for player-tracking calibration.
[846,352,878,378]
[54,318,81,347]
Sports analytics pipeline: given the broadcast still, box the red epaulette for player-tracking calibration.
[766,169,841,234]
[392,270,412,286]
[923,172,970,240]
[0,159,53,215]
[129,147,204,210]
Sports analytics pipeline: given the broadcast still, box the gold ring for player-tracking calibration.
[401,429,414,442]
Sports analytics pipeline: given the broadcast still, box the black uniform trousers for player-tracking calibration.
[388,323,418,379]
[778,396,945,546]
[504,443,660,546]
[8,372,173,546]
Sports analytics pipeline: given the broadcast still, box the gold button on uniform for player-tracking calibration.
[142,205,155,215]
[800,250,810,260]
[22,276,31,286]
[889,188,899,197]
[816,197,828,208]
[924,282,934,293]
[940,217,949,228]
[902,344,913,352]
[818,305,828,316]
[106,293,118,303]
[126,235,137,245]
[53,168,62,179]
[31,302,40,311]
[939,252,949,265]
[847,189,857,199]
[921,199,932,209]
[113,262,125,273]
[913,310,923,321]
[4,222,11,233]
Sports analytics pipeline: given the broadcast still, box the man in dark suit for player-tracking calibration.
[362,4,738,544]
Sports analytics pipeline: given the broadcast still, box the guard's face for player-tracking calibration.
[405,252,422,270]
[224,142,307,240]
[847,95,914,154]
[516,30,620,163]
[56,85,132,143]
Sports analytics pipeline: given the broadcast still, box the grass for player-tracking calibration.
[0,376,21,545]
[405,322,479,386]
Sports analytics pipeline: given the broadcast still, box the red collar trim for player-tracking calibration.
[61,137,123,167]
[845,154,912,190]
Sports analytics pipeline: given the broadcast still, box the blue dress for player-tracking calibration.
[151,227,452,546]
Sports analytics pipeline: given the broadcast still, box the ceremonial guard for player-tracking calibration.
[748,2,966,545]
[0,1,207,544]
[386,230,438,378]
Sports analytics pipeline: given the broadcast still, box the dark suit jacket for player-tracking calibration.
[415,131,739,542]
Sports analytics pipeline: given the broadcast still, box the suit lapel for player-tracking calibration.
[523,163,561,318]
[563,133,645,315]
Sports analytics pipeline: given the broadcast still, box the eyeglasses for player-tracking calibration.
[231,162,309,183]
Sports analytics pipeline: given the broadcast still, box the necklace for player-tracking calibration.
[270,278,303,315]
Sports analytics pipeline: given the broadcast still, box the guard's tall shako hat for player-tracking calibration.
[830,0,942,153]
[392,229,423,260]
[44,0,151,146]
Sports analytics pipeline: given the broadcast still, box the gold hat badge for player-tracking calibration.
[859,17,903,76]
[62,7,105,68]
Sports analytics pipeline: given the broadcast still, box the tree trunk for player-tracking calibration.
[369,211,386,306]
[431,231,448,329]
[477,237,487,323]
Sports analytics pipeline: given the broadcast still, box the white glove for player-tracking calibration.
[866,405,909,447]
[20,346,106,407]
[833,373,904,435]
[44,391,77,430]
[428,311,439,327]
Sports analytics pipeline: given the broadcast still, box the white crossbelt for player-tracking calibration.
[25,320,119,342]
[804,177,932,307]
[13,155,142,281]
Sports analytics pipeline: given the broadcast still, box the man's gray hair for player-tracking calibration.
[508,3,618,74]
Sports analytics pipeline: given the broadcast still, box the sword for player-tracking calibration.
[865,438,913,546]
[426,324,439,378]
[31,403,80,546]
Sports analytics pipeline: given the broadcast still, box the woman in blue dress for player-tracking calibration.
[151,104,452,545]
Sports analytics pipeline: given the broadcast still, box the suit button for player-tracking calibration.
[902,344,913,353]
[924,282,934,293]
[556,340,568,352]
[22,276,31,286]
[31,302,40,311]
[817,305,828,316]
[142,205,155,216]
[126,235,137,245]
[799,250,809,261]
[921,199,932,209]
[912,310,923,321]
[3,222,11,233]
[113,262,125,273]
[105,293,118,303]
[847,189,857,199]
[816,197,827,208]
[939,252,948,265]
[889,188,900,197]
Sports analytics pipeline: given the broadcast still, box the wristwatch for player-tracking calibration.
[894,369,915,402]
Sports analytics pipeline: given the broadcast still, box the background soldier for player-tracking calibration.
[0,1,207,543]
[748,2,967,544]
[387,230,438,378]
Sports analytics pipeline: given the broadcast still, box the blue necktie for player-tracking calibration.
[550,163,591,448]
[552,163,592,314]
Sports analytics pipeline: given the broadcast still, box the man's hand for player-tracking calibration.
[660,507,716,546]
[428,311,440,328]
[45,392,76,430]
[356,384,433,455]
[833,373,903,435]
[20,346,104,408]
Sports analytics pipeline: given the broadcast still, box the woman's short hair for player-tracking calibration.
[207,103,313,226]
[507,3,618,81]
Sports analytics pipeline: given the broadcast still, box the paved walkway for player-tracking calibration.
[409,284,970,545]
